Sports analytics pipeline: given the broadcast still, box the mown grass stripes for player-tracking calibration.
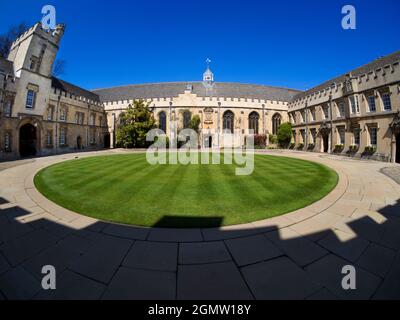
[34,154,338,228]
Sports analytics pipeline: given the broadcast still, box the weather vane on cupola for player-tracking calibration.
[203,58,215,90]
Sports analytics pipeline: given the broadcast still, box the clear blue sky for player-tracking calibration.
[1,0,399,91]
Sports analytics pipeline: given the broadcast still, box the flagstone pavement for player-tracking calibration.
[0,149,400,300]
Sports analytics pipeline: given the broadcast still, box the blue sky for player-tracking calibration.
[1,0,399,91]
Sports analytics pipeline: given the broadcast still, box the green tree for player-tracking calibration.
[0,23,28,58]
[116,99,156,148]
[189,115,201,133]
[189,114,201,148]
[277,122,292,147]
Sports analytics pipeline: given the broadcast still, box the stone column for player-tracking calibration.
[217,102,221,149]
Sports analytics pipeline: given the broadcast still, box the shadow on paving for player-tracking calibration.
[152,216,224,228]
[0,196,399,300]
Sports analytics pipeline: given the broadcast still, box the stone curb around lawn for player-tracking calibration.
[22,150,348,243]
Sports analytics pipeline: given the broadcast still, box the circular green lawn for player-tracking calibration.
[34,153,338,228]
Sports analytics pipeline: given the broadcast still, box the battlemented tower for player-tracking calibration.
[7,22,65,78]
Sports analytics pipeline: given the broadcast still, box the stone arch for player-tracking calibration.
[223,110,234,133]
[17,117,43,157]
[248,111,260,134]
[158,111,167,133]
[272,113,282,135]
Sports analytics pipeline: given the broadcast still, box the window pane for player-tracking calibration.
[354,129,360,145]
[368,96,376,112]
[382,94,391,110]
[26,90,35,109]
[370,128,377,146]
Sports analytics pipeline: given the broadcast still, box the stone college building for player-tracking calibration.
[1,22,400,163]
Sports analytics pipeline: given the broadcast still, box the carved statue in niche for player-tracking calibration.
[203,107,214,124]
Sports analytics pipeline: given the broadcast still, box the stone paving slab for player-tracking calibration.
[317,229,370,262]
[177,262,253,300]
[225,234,282,266]
[68,234,133,284]
[333,216,386,243]
[148,228,203,242]
[288,219,331,242]
[0,229,59,266]
[0,266,41,299]
[102,223,149,240]
[356,243,396,278]
[102,267,176,300]
[22,235,90,280]
[122,241,178,272]
[0,220,33,244]
[0,252,10,275]
[178,241,231,265]
[34,270,106,300]
[265,228,328,266]
[305,254,381,300]
[1,150,400,300]
[373,252,400,299]
[241,257,322,300]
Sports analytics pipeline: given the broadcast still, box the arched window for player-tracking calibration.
[158,111,167,133]
[183,111,191,129]
[248,111,259,134]
[223,110,234,133]
[272,113,282,135]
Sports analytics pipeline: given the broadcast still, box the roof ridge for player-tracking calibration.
[292,49,400,101]
[92,81,302,93]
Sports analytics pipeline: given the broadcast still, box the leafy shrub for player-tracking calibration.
[269,134,278,144]
[363,145,376,155]
[333,144,344,153]
[347,144,359,153]
[254,134,267,149]
[277,122,292,146]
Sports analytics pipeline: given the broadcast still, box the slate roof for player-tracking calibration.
[52,77,100,102]
[92,82,302,103]
[293,50,400,101]
[0,57,14,76]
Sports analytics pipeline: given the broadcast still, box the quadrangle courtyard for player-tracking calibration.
[0,149,400,300]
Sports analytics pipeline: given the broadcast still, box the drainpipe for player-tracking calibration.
[262,104,265,135]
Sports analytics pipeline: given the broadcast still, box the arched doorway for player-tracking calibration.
[323,135,329,153]
[77,136,82,150]
[104,134,110,148]
[19,123,37,157]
